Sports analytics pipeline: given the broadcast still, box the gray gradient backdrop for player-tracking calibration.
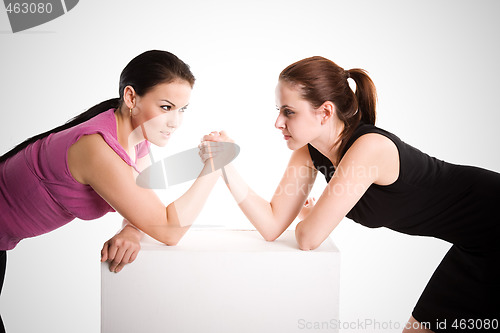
[1,1,499,332]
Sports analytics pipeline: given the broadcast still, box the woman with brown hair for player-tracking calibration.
[201,56,500,332]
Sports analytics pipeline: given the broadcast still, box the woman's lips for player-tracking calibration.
[283,133,291,140]
[161,131,171,139]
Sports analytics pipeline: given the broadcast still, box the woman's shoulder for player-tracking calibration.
[57,109,126,155]
[342,130,400,186]
[345,132,399,167]
[65,109,140,181]
[47,109,122,160]
[343,123,403,157]
[348,122,398,144]
[50,108,116,143]
[68,133,136,184]
[71,108,116,134]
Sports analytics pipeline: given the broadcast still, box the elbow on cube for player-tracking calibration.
[295,224,321,251]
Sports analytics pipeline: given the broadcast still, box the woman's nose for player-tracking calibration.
[167,110,180,128]
[275,114,285,130]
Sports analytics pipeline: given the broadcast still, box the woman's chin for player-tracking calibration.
[149,138,169,147]
[286,139,301,150]
[158,141,169,147]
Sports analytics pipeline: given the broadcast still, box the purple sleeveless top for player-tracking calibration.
[0,109,150,250]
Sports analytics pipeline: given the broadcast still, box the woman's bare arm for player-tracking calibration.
[295,133,399,250]
[202,135,317,241]
[100,152,150,272]
[68,134,221,246]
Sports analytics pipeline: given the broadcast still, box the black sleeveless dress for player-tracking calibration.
[307,123,500,332]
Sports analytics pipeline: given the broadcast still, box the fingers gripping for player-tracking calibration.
[103,237,140,273]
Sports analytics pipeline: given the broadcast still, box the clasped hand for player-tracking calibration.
[198,130,235,165]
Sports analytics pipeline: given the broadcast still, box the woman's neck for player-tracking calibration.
[114,107,145,153]
[309,120,344,167]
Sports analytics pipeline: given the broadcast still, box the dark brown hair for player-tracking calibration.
[279,56,377,164]
[0,50,195,163]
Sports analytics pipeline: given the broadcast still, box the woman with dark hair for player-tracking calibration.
[201,56,500,332]
[0,50,221,332]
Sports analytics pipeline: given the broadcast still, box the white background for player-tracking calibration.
[1,1,499,332]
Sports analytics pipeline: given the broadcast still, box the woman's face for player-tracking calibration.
[133,80,192,146]
[275,81,323,150]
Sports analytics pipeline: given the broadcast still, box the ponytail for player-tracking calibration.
[0,98,120,163]
[347,68,377,125]
[279,56,377,165]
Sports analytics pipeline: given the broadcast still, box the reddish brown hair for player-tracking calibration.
[279,56,377,164]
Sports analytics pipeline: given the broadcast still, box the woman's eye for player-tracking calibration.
[277,107,293,116]
[179,106,188,112]
[161,105,172,111]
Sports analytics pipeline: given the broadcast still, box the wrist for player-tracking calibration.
[122,223,143,241]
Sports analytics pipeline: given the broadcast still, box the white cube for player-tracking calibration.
[101,230,340,333]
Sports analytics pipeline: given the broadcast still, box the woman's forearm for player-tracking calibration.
[222,163,285,241]
[168,163,222,228]
[150,164,221,246]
